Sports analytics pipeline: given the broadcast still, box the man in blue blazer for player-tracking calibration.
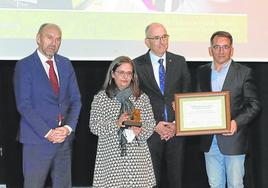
[197,31,260,188]
[14,23,81,188]
[134,23,191,188]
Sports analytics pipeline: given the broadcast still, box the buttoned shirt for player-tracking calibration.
[211,60,232,92]
[149,50,166,88]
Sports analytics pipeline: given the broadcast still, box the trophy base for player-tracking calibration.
[123,120,142,127]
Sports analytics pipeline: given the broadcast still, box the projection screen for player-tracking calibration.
[0,0,267,61]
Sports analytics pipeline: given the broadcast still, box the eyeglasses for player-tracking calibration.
[115,70,133,78]
[146,34,169,42]
[212,45,231,50]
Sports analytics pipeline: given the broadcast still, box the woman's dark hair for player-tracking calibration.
[103,56,141,99]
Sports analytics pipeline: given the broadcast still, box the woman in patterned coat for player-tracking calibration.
[89,56,156,187]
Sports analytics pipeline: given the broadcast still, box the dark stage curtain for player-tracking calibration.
[0,60,267,188]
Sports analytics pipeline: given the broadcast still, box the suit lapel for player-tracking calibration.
[31,51,60,99]
[33,52,53,92]
[143,53,163,95]
[164,52,175,94]
[222,61,235,91]
[54,56,63,97]
[200,64,212,92]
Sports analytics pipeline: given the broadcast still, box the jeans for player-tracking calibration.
[204,136,245,188]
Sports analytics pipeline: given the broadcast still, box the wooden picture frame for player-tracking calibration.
[174,91,231,136]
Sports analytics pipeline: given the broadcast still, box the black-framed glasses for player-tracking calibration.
[212,45,231,50]
[146,34,169,42]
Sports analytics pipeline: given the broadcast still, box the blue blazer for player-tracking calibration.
[14,50,81,144]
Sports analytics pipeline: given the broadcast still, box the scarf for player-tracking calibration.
[114,87,134,157]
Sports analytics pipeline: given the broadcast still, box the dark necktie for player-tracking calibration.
[158,58,165,94]
[158,58,168,121]
[46,60,59,96]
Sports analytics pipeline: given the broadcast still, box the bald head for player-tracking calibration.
[145,23,166,38]
[38,23,62,36]
[144,23,169,57]
[36,23,62,59]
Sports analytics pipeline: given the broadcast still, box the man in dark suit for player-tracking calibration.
[197,31,260,188]
[134,23,191,188]
[14,23,81,188]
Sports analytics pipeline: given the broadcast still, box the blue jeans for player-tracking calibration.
[204,136,245,188]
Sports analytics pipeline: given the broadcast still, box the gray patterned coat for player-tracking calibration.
[89,90,156,188]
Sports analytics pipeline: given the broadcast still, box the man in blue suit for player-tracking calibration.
[14,23,81,188]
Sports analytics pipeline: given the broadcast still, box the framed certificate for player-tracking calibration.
[174,91,231,136]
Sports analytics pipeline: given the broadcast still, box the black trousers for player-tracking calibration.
[148,132,185,188]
